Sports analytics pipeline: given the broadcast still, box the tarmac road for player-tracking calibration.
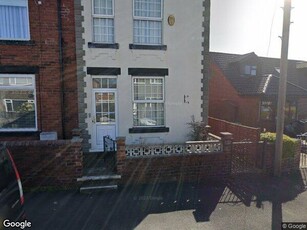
[22,169,307,230]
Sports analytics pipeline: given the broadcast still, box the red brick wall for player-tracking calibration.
[0,0,78,139]
[116,135,233,184]
[2,138,83,189]
[209,117,261,142]
[209,63,260,128]
[119,154,232,184]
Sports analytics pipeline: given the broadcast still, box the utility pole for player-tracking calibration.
[274,0,292,177]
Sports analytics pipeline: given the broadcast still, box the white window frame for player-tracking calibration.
[92,0,115,43]
[132,76,165,127]
[4,99,34,112]
[133,0,163,45]
[0,74,37,132]
[4,99,13,112]
[0,0,30,41]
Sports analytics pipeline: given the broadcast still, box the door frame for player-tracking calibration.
[91,88,118,152]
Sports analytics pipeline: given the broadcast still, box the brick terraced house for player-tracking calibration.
[0,0,78,140]
[209,52,307,132]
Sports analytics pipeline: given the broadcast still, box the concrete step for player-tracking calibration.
[77,174,121,182]
[77,174,121,192]
[80,184,118,193]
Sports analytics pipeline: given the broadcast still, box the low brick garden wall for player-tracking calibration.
[1,137,83,190]
[116,133,233,184]
[116,134,302,185]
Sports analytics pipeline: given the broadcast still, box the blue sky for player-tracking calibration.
[210,0,307,61]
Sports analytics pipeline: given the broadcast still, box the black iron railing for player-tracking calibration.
[103,135,116,153]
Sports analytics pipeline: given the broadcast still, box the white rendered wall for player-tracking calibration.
[82,0,204,145]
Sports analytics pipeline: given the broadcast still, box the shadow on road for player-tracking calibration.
[226,169,306,230]
[25,169,307,230]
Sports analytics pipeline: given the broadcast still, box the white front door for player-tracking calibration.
[92,89,117,151]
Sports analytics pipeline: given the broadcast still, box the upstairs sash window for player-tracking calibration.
[133,0,163,45]
[92,0,115,43]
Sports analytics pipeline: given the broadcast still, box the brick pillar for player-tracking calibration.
[220,132,233,153]
[220,132,233,176]
[116,137,126,175]
[71,130,83,179]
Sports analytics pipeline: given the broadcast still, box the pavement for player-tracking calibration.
[22,169,307,230]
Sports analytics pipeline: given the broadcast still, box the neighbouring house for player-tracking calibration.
[0,0,78,140]
[209,51,307,132]
[75,0,210,151]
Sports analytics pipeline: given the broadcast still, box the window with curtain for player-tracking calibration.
[0,74,37,131]
[0,0,30,40]
[92,0,114,43]
[133,0,163,45]
[132,77,165,127]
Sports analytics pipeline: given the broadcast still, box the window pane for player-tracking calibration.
[0,76,33,87]
[285,101,297,121]
[133,20,162,45]
[93,78,117,89]
[260,101,274,120]
[102,103,108,112]
[133,102,164,126]
[134,78,163,100]
[96,103,102,113]
[133,77,164,127]
[134,0,162,18]
[93,78,102,88]
[101,79,108,88]
[0,3,30,40]
[109,78,117,88]
[94,0,113,15]
[93,18,114,43]
[0,90,36,129]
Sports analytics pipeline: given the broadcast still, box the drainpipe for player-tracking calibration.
[57,0,66,139]
[202,0,211,123]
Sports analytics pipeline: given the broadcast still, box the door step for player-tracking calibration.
[77,174,121,193]
[80,185,118,193]
[77,174,121,182]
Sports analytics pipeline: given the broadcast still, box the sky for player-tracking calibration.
[210,0,307,61]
